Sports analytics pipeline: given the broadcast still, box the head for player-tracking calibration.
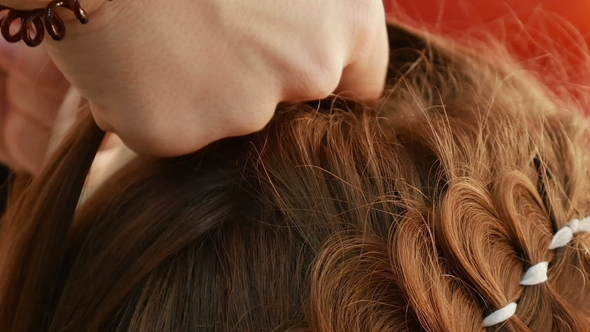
[0,22,589,332]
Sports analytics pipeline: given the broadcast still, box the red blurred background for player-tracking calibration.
[385,0,589,40]
[384,0,590,115]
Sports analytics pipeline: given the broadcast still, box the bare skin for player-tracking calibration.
[0,0,389,173]
[0,40,71,172]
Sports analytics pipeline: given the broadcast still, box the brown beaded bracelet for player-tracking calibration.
[0,0,105,47]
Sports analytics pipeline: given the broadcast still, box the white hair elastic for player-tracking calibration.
[482,216,590,328]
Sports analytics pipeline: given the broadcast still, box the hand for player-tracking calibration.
[0,39,71,173]
[1,0,389,157]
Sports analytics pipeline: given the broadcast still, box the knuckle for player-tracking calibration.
[231,101,276,135]
[291,61,342,100]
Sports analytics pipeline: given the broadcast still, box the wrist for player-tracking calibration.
[0,0,112,46]
[0,0,107,14]
[54,0,111,22]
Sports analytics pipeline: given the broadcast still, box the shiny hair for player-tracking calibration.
[0,22,589,331]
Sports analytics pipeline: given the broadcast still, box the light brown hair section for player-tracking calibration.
[0,23,589,332]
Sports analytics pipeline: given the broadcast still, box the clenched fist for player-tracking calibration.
[1,0,388,158]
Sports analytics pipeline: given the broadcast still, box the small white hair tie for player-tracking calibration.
[482,302,517,327]
[482,216,590,327]
[573,216,590,232]
[549,217,590,249]
[520,262,548,286]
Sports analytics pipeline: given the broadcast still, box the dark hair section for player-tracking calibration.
[1,22,589,332]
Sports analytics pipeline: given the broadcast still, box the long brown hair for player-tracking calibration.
[0,22,589,332]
